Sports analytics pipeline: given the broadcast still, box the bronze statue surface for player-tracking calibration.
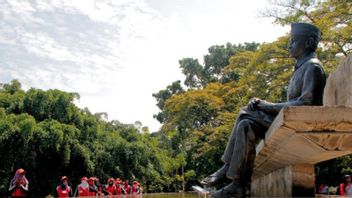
[202,23,326,198]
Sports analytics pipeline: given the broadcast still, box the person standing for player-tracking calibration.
[94,177,104,196]
[123,180,131,196]
[132,181,142,198]
[76,177,89,197]
[88,177,99,197]
[56,176,72,197]
[105,178,116,197]
[8,169,29,198]
[115,178,124,196]
[345,175,352,196]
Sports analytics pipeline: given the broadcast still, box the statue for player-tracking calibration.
[201,23,326,198]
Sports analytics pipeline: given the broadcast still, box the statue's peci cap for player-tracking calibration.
[291,23,321,39]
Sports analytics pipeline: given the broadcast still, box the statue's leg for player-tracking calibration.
[201,118,241,186]
[222,117,241,164]
[242,122,268,196]
[226,119,257,180]
[212,119,262,198]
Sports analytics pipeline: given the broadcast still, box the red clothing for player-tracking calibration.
[106,185,116,195]
[88,185,98,197]
[78,185,89,197]
[116,186,122,195]
[98,185,103,194]
[124,184,131,194]
[10,169,28,197]
[56,185,71,197]
[132,185,140,194]
[11,187,27,197]
[340,183,345,195]
[88,190,96,197]
[10,179,28,197]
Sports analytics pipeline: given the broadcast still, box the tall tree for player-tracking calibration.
[179,42,260,89]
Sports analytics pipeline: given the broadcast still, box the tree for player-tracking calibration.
[179,42,260,89]
[152,80,185,123]
[0,80,178,196]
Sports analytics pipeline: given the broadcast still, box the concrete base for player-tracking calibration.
[251,164,315,197]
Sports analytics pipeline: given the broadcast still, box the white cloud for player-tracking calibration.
[0,0,289,132]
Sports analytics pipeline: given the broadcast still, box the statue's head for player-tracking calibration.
[288,23,321,58]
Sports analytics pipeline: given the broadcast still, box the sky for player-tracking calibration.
[0,0,289,132]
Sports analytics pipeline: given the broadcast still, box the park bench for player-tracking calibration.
[251,54,352,197]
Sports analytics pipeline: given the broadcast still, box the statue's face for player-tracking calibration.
[288,35,307,58]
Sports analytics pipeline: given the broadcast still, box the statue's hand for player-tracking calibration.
[248,98,261,111]
[257,100,277,113]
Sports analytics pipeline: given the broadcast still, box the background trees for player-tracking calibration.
[153,0,352,190]
[0,80,177,196]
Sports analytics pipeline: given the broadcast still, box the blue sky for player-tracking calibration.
[0,0,289,132]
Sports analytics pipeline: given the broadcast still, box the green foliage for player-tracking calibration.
[0,81,177,197]
[152,80,185,123]
[179,42,259,89]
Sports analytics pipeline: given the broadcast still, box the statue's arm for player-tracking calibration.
[255,64,324,114]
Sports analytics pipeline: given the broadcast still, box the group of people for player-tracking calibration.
[57,175,142,197]
[317,175,352,196]
[9,168,142,198]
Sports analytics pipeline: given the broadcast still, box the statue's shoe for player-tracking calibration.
[210,181,245,198]
[200,165,230,187]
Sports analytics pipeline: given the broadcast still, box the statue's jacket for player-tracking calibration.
[237,52,326,135]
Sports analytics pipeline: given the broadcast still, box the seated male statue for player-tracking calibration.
[201,23,326,198]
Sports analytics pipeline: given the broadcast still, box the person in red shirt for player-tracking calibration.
[104,178,116,197]
[115,178,124,196]
[93,177,104,196]
[75,177,89,197]
[132,181,142,198]
[56,176,72,197]
[123,180,131,195]
[88,177,99,197]
[8,168,29,198]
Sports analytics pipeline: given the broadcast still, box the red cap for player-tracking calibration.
[16,169,26,175]
[88,177,95,181]
[61,176,69,181]
[108,178,114,182]
[81,177,88,181]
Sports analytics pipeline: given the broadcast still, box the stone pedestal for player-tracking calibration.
[251,164,315,197]
[323,55,352,106]
[251,106,352,197]
[251,54,352,197]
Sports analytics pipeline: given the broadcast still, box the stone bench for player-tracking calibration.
[251,55,352,197]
